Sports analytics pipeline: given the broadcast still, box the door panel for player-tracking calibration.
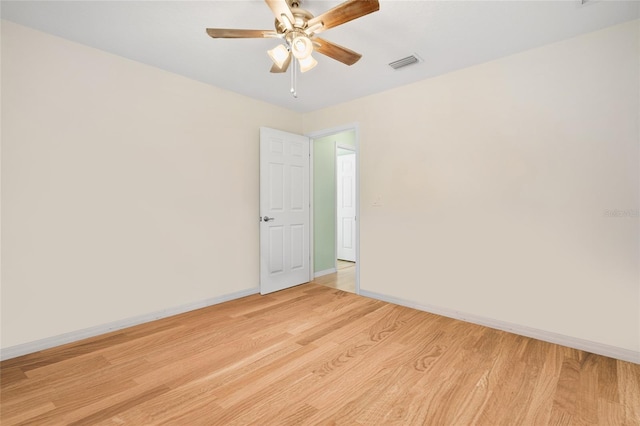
[268,163,284,210]
[260,127,310,294]
[337,152,356,262]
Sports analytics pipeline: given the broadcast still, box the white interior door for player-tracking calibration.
[260,127,310,294]
[337,150,356,262]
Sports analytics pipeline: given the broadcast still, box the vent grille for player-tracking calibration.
[389,55,420,70]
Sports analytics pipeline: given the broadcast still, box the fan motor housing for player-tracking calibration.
[275,7,314,34]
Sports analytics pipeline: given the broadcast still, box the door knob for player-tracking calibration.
[263,216,275,222]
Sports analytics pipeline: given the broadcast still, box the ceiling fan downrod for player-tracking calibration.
[290,57,298,98]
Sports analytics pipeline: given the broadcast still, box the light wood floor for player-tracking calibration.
[2,283,639,425]
[312,260,355,293]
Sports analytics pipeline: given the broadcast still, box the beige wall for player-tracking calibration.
[304,20,640,353]
[1,21,302,348]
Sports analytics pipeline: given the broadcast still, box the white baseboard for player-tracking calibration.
[360,289,640,365]
[1,287,260,361]
[314,268,337,278]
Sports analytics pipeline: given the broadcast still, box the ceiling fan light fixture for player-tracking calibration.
[268,44,290,68]
[298,55,318,73]
[291,35,313,59]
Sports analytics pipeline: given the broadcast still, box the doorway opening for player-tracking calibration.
[307,125,359,294]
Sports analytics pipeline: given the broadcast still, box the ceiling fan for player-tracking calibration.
[206,0,380,74]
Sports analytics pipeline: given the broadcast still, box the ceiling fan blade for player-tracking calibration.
[307,0,379,34]
[206,28,279,39]
[270,52,292,73]
[264,0,295,26]
[313,37,362,66]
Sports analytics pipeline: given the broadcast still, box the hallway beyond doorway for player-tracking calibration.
[312,260,355,293]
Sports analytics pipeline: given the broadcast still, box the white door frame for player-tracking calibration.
[307,123,360,294]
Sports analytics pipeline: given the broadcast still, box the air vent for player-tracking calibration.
[389,55,421,70]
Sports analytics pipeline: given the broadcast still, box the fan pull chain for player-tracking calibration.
[290,58,298,98]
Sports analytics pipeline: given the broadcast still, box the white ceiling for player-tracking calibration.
[2,1,638,113]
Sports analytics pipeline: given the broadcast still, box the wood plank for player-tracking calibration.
[1,282,639,425]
